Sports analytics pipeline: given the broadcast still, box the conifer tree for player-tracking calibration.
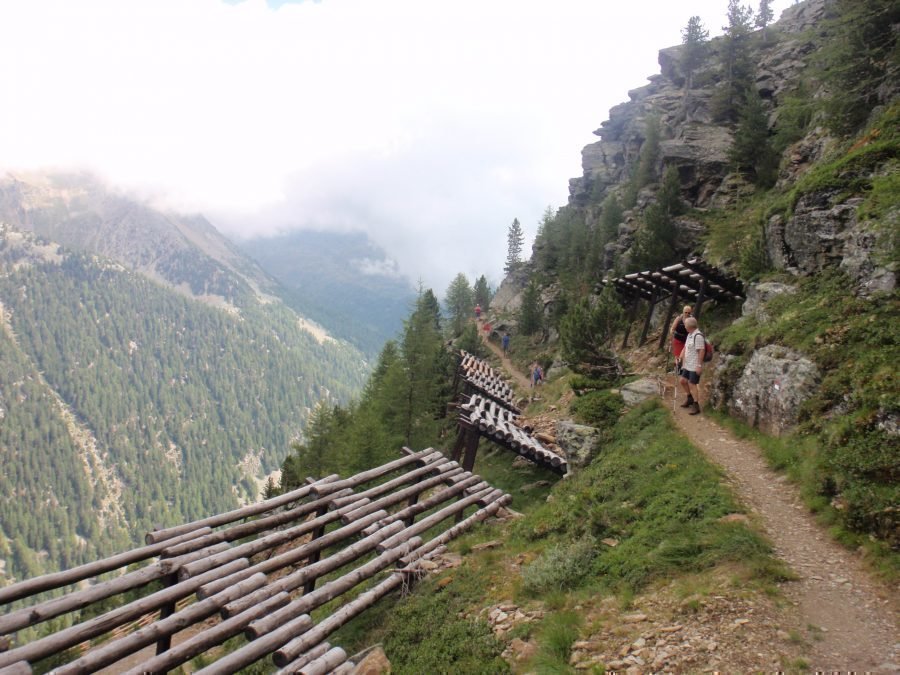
[729,89,778,187]
[559,287,624,373]
[713,1,756,122]
[681,16,710,92]
[518,281,543,336]
[505,218,525,273]
[631,166,684,270]
[755,0,774,41]
[444,273,474,337]
[473,275,492,310]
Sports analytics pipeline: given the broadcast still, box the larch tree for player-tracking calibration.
[681,16,710,92]
[713,0,756,122]
[505,218,525,273]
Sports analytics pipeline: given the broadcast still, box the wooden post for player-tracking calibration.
[304,504,330,595]
[155,574,178,656]
[693,278,708,320]
[450,425,466,462]
[461,426,480,473]
[638,288,658,346]
[658,286,680,351]
[620,298,640,348]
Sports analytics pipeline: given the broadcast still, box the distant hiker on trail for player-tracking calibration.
[474,304,482,320]
[678,316,704,415]
[530,361,543,388]
[502,332,510,355]
[671,305,693,364]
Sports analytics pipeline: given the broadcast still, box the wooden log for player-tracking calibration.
[309,450,440,496]
[195,506,393,598]
[145,475,339,545]
[376,486,496,553]
[122,592,290,675]
[341,465,467,526]
[220,520,405,618]
[0,558,249,670]
[361,475,486,536]
[0,542,230,636]
[398,494,512,566]
[178,498,383,581]
[295,646,347,675]
[245,537,421,640]
[328,459,458,509]
[0,663,31,675]
[193,613,313,675]
[273,573,404,667]
[160,489,356,559]
[330,663,354,674]
[52,573,268,675]
[273,641,331,675]
[0,526,213,607]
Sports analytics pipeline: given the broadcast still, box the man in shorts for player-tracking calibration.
[678,316,704,415]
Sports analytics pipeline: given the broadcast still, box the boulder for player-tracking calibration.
[351,646,391,675]
[620,377,660,406]
[741,282,798,322]
[728,345,820,435]
[556,420,604,471]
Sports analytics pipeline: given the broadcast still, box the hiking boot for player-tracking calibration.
[688,402,701,415]
[679,396,695,408]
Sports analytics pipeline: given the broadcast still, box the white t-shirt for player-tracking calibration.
[683,331,705,372]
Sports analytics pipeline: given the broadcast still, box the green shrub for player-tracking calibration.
[521,537,597,595]
[570,390,624,429]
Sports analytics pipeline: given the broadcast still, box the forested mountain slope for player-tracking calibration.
[240,230,415,356]
[0,224,367,583]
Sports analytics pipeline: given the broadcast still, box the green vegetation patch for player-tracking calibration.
[518,401,780,591]
[716,271,899,559]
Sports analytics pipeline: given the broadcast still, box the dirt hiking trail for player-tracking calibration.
[476,325,898,671]
[669,371,899,672]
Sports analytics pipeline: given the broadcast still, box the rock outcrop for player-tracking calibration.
[724,345,820,436]
[556,420,603,471]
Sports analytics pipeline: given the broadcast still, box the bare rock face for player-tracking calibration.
[556,420,603,471]
[490,266,531,315]
[728,345,820,436]
[741,282,798,322]
[767,192,896,294]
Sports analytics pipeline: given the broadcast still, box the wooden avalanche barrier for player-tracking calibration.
[455,392,568,475]
[458,350,520,412]
[0,449,511,674]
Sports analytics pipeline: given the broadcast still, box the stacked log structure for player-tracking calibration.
[0,449,511,674]
[459,393,567,474]
[459,350,520,412]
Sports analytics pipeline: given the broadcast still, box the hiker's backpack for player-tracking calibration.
[697,332,714,362]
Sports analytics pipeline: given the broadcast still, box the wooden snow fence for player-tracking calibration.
[457,350,520,413]
[453,393,567,475]
[0,448,511,674]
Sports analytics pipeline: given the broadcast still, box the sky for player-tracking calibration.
[0,0,794,292]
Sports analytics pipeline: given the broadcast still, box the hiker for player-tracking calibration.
[474,304,482,321]
[678,316,704,415]
[501,332,510,355]
[530,361,543,388]
[670,305,693,365]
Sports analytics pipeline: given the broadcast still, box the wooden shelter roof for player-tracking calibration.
[607,257,744,304]
[458,350,520,412]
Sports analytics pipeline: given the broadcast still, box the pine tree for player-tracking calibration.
[681,16,710,92]
[713,1,756,122]
[518,281,543,336]
[631,166,685,270]
[559,287,624,373]
[444,273,474,337]
[755,0,774,41]
[729,89,778,187]
[473,275,492,310]
[505,218,525,273]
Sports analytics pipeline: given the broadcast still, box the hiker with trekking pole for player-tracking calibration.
[678,316,705,415]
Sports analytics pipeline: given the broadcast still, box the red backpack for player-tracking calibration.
[697,332,714,362]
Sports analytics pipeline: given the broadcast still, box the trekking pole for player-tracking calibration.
[673,356,679,411]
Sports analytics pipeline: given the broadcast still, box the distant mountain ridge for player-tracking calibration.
[240,229,415,356]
